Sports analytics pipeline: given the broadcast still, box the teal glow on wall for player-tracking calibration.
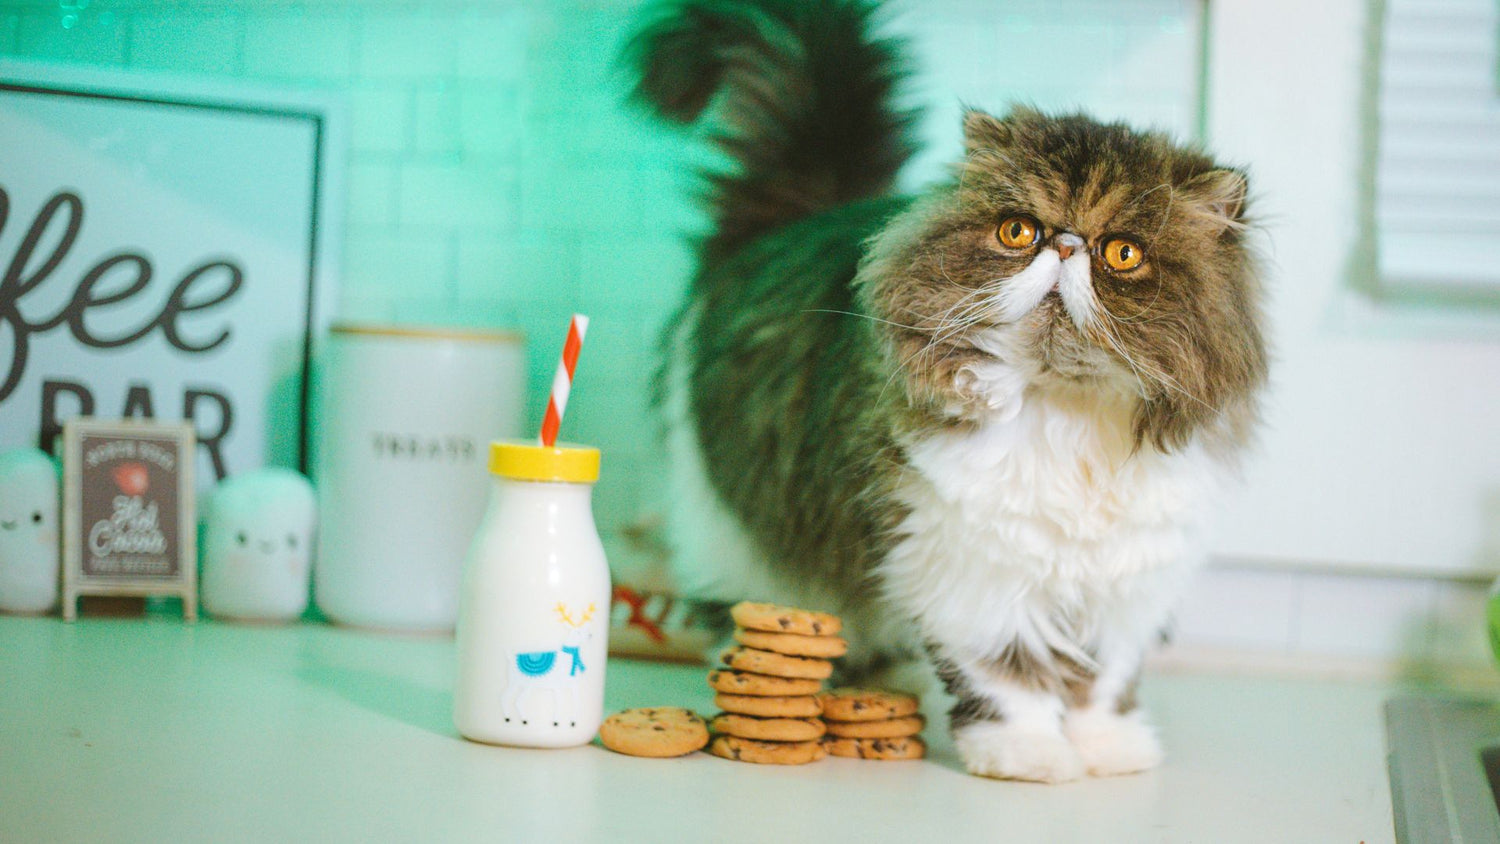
[0,0,1204,580]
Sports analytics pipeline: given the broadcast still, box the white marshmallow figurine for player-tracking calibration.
[202,468,316,623]
[0,448,61,614]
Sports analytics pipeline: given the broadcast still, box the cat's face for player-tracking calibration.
[862,107,1266,450]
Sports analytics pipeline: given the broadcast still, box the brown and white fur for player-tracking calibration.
[628,0,1266,782]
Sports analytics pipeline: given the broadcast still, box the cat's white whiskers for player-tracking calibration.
[1115,183,1177,264]
[920,302,1005,381]
[1097,327,1181,403]
[912,280,1005,356]
[918,277,990,334]
[1105,276,1165,323]
[928,291,1002,346]
[1088,313,1154,401]
[1123,182,1172,211]
[874,280,1013,410]
[961,147,1016,188]
[1095,312,1223,419]
[801,309,926,330]
[901,283,992,367]
[936,250,971,289]
[1147,186,1177,244]
[929,270,1022,341]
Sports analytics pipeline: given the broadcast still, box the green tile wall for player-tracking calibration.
[0,0,1203,579]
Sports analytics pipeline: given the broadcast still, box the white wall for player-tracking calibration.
[1206,0,1500,578]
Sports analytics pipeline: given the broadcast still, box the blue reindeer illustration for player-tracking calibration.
[501,602,596,728]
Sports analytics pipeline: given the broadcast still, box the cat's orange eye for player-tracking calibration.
[1102,238,1145,271]
[996,216,1040,249]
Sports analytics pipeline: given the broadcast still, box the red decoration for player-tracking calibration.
[612,586,666,644]
[112,461,148,496]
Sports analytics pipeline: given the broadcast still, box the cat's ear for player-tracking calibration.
[1183,168,1249,230]
[962,109,1014,154]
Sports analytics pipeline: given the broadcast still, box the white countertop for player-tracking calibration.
[1,617,1401,843]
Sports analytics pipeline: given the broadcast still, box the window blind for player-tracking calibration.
[1378,0,1500,288]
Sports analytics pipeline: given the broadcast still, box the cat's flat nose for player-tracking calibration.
[1053,232,1086,261]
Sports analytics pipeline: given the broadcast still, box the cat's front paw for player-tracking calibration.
[947,361,1025,422]
[954,720,1084,783]
[1062,707,1163,777]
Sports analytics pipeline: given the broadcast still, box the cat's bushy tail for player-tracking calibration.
[624,0,917,262]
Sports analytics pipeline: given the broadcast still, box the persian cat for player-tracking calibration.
[626,0,1266,782]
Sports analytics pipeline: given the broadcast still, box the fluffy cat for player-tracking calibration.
[626,0,1266,782]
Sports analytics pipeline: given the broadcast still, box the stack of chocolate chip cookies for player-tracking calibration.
[705,602,845,765]
[818,688,926,760]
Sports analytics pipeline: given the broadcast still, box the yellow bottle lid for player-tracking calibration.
[488,440,600,483]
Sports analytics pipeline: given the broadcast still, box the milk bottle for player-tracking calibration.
[453,440,609,748]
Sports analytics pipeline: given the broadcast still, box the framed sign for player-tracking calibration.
[61,418,196,621]
[0,59,342,485]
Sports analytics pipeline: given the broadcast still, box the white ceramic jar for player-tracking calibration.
[315,324,524,632]
[454,441,610,748]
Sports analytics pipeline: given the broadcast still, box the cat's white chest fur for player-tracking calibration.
[881,385,1222,662]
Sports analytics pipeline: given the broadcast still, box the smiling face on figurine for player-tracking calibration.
[202,468,316,622]
[0,449,61,614]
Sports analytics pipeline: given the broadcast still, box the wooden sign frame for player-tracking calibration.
[61,418,197,621]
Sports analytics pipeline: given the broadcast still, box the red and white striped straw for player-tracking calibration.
[539,313,589,447]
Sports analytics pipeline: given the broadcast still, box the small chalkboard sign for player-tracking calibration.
[61,419,197,621]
